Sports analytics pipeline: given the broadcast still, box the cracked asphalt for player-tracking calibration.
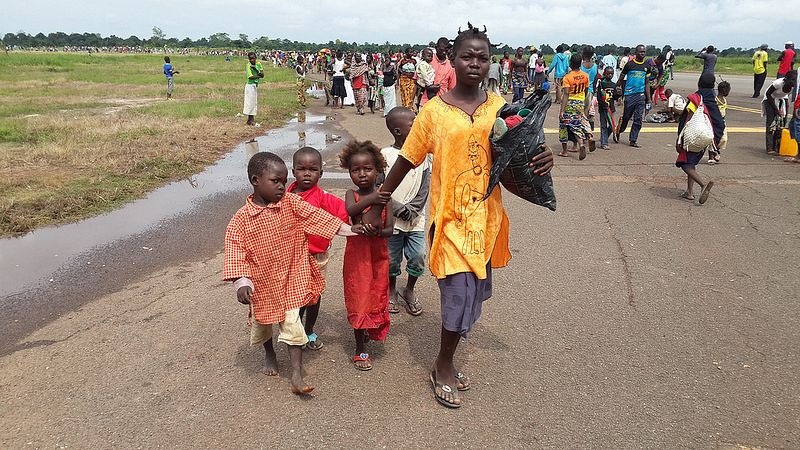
[1,73,798,448]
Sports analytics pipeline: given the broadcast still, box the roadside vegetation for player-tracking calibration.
[0,52,300,237]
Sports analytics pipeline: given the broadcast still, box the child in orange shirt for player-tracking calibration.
[223,152,362,395]
[288,146,349,350]
[339,140,395,371]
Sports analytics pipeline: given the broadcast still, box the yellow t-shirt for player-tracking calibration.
[400,93,511,279]
[753,50,768,75]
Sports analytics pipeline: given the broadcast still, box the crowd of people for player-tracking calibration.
[218,31,798,408]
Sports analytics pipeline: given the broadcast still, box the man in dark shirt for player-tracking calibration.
[615,44,652,147]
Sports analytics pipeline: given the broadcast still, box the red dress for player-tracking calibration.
[343,193,390,341]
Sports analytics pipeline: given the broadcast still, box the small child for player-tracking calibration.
[339,140,395,371]
[709,80,730,164]
[381,107,430,316]
[163,56,179,99]
[287,147,349,350]
[223,152,361,394]
[596,66,617,149]
[675,73,724,205]
[414,48,436,110]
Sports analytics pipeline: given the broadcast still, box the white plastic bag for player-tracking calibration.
[679,99,714,152]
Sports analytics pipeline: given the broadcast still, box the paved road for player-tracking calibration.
[1,73,798,448]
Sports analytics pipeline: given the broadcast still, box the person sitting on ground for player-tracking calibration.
[380,107,430,317]
[663,88,686,122]
[287,147,350,351]
[675,73,724,204]
[223,152,362,394]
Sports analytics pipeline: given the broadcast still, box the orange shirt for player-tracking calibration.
[401,93,511,279]
[562,70,589,101]
[223,193,343,324]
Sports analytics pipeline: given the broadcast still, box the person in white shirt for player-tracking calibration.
[380,107,430,316]
[527,47,539,85]
[664,88,686,121]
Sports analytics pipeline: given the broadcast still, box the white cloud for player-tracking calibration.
[2,0,797,49]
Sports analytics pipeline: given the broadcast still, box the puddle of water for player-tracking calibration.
[0,112,347,297]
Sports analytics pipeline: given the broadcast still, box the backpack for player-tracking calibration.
[678,97,714,152]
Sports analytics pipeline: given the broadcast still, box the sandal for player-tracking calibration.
[455,371,471,391]
[558,151,569,157]
[353,353,372,371]
[304,332,323,350]
[680,191,695,201]
[398,287,423,316]
[698,181,714,205]
[429,370,461,408]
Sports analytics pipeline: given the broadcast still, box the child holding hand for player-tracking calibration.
[339,140,395,371]
[223,152,361,395]
[381,107,430,316]
[287,146,349,350]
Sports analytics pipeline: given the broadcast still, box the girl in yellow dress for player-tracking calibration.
[368,23,555,408]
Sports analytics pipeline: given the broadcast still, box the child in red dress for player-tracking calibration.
[338,140,395,371]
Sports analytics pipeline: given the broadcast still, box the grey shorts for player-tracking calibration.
[437,262,493,338]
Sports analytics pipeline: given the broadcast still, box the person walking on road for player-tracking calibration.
[752,44,770,98]
[243,52,264,126]
[370,23,555,408]
[616,44,652,148]
[547,45,571,103]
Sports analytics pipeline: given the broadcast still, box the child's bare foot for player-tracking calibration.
[263,349,279,376]
[680,191,695,201]
[578,145,587,160]
[558,150,569,157]
[698,181,714,205]
[289,371,314,395]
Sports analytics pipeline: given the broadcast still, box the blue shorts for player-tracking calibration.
[388,231,426,278]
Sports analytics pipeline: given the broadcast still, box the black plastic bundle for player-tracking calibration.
[483,90,556,211]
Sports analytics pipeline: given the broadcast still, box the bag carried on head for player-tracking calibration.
[678,98,714,152]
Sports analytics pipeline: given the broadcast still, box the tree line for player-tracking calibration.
[1,29,771,57]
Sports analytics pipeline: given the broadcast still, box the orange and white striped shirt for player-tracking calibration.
[223,193,343,324]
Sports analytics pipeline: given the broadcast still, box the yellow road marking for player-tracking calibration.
[544,127,763,133]
[727,104,761,114]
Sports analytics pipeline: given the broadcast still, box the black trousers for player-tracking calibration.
[754,72,767,96]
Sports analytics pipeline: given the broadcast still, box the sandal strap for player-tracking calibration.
[353,353,370,362]
[307,332,318,342]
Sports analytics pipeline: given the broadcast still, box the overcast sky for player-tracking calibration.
[3,0,797,50]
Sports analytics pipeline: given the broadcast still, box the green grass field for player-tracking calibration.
[0,52,302,237]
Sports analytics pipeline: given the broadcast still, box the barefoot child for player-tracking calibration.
[223,152,361,394]
[596,66,618,150]
[559,53,592,160]
[288,147,349,350]
[381,107,430,316]
[339,140,395,371]
[368,23,554,408]
[675,73,725,205]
